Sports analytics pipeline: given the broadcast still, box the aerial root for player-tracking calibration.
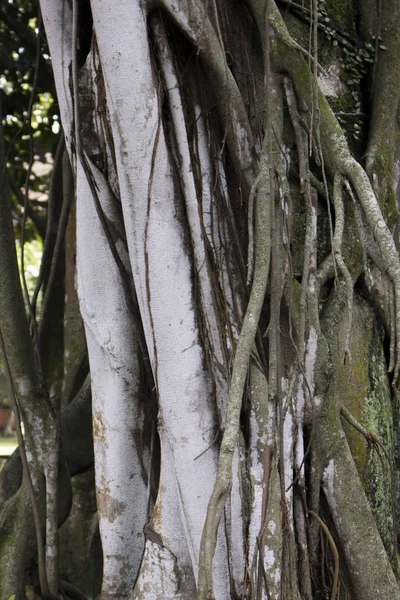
[284,75,319,359]
[270,1,400,385]
[341,159,400,387]
[161,0,256,195]
[334,169,400,381]
[197,126,272,600]
[197,3,275,591]
[345,179,398,375]
[332,173,353,367]
[247,172,262,285]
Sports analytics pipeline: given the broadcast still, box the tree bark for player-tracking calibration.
[1,0,399,597]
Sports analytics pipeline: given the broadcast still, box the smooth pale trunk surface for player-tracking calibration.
[40,3,149,595]
[41,0,245,595]
[248,410,266,570]
[161,0,254,179]
[39,0,73,150]
[151,15,225,380]
[153,22,245,592]
[76,164,148,598]
[91,0,231,594]
[132,433,196,599]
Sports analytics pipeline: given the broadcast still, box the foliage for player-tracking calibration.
[0,0,59,245]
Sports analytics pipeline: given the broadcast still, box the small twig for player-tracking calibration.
[194,430,220,461]
[31,131,65,317]
[308,510,339,600]
[247,172,262,285]
[19,10,44,369]
[340,405,375,443]
[38,146,72,344]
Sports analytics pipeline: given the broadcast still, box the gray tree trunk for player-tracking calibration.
[1,0,400,599]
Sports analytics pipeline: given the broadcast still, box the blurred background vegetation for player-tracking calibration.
[0,0,60,410]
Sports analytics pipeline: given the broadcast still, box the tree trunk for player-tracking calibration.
[1,0,400,598]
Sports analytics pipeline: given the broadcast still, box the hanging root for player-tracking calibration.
[332,173,353,366]
[196,145,272,598]
[345,179,399,372]
[350,175,397,373]
[197,3,274,595]
[247,172,262,285]
[341,160,400,384]
[161,0,256,195]
[283,76,319,360]
[346,180,388,275]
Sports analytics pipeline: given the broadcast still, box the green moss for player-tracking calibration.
[337,296,395,557]
[371,154,400,227]
[337,309,370,468]
[363,320,394,555]
[324,0,357,34]
[282,12,310,56]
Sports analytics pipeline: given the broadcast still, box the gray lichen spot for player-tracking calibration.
[318,60,347,98]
